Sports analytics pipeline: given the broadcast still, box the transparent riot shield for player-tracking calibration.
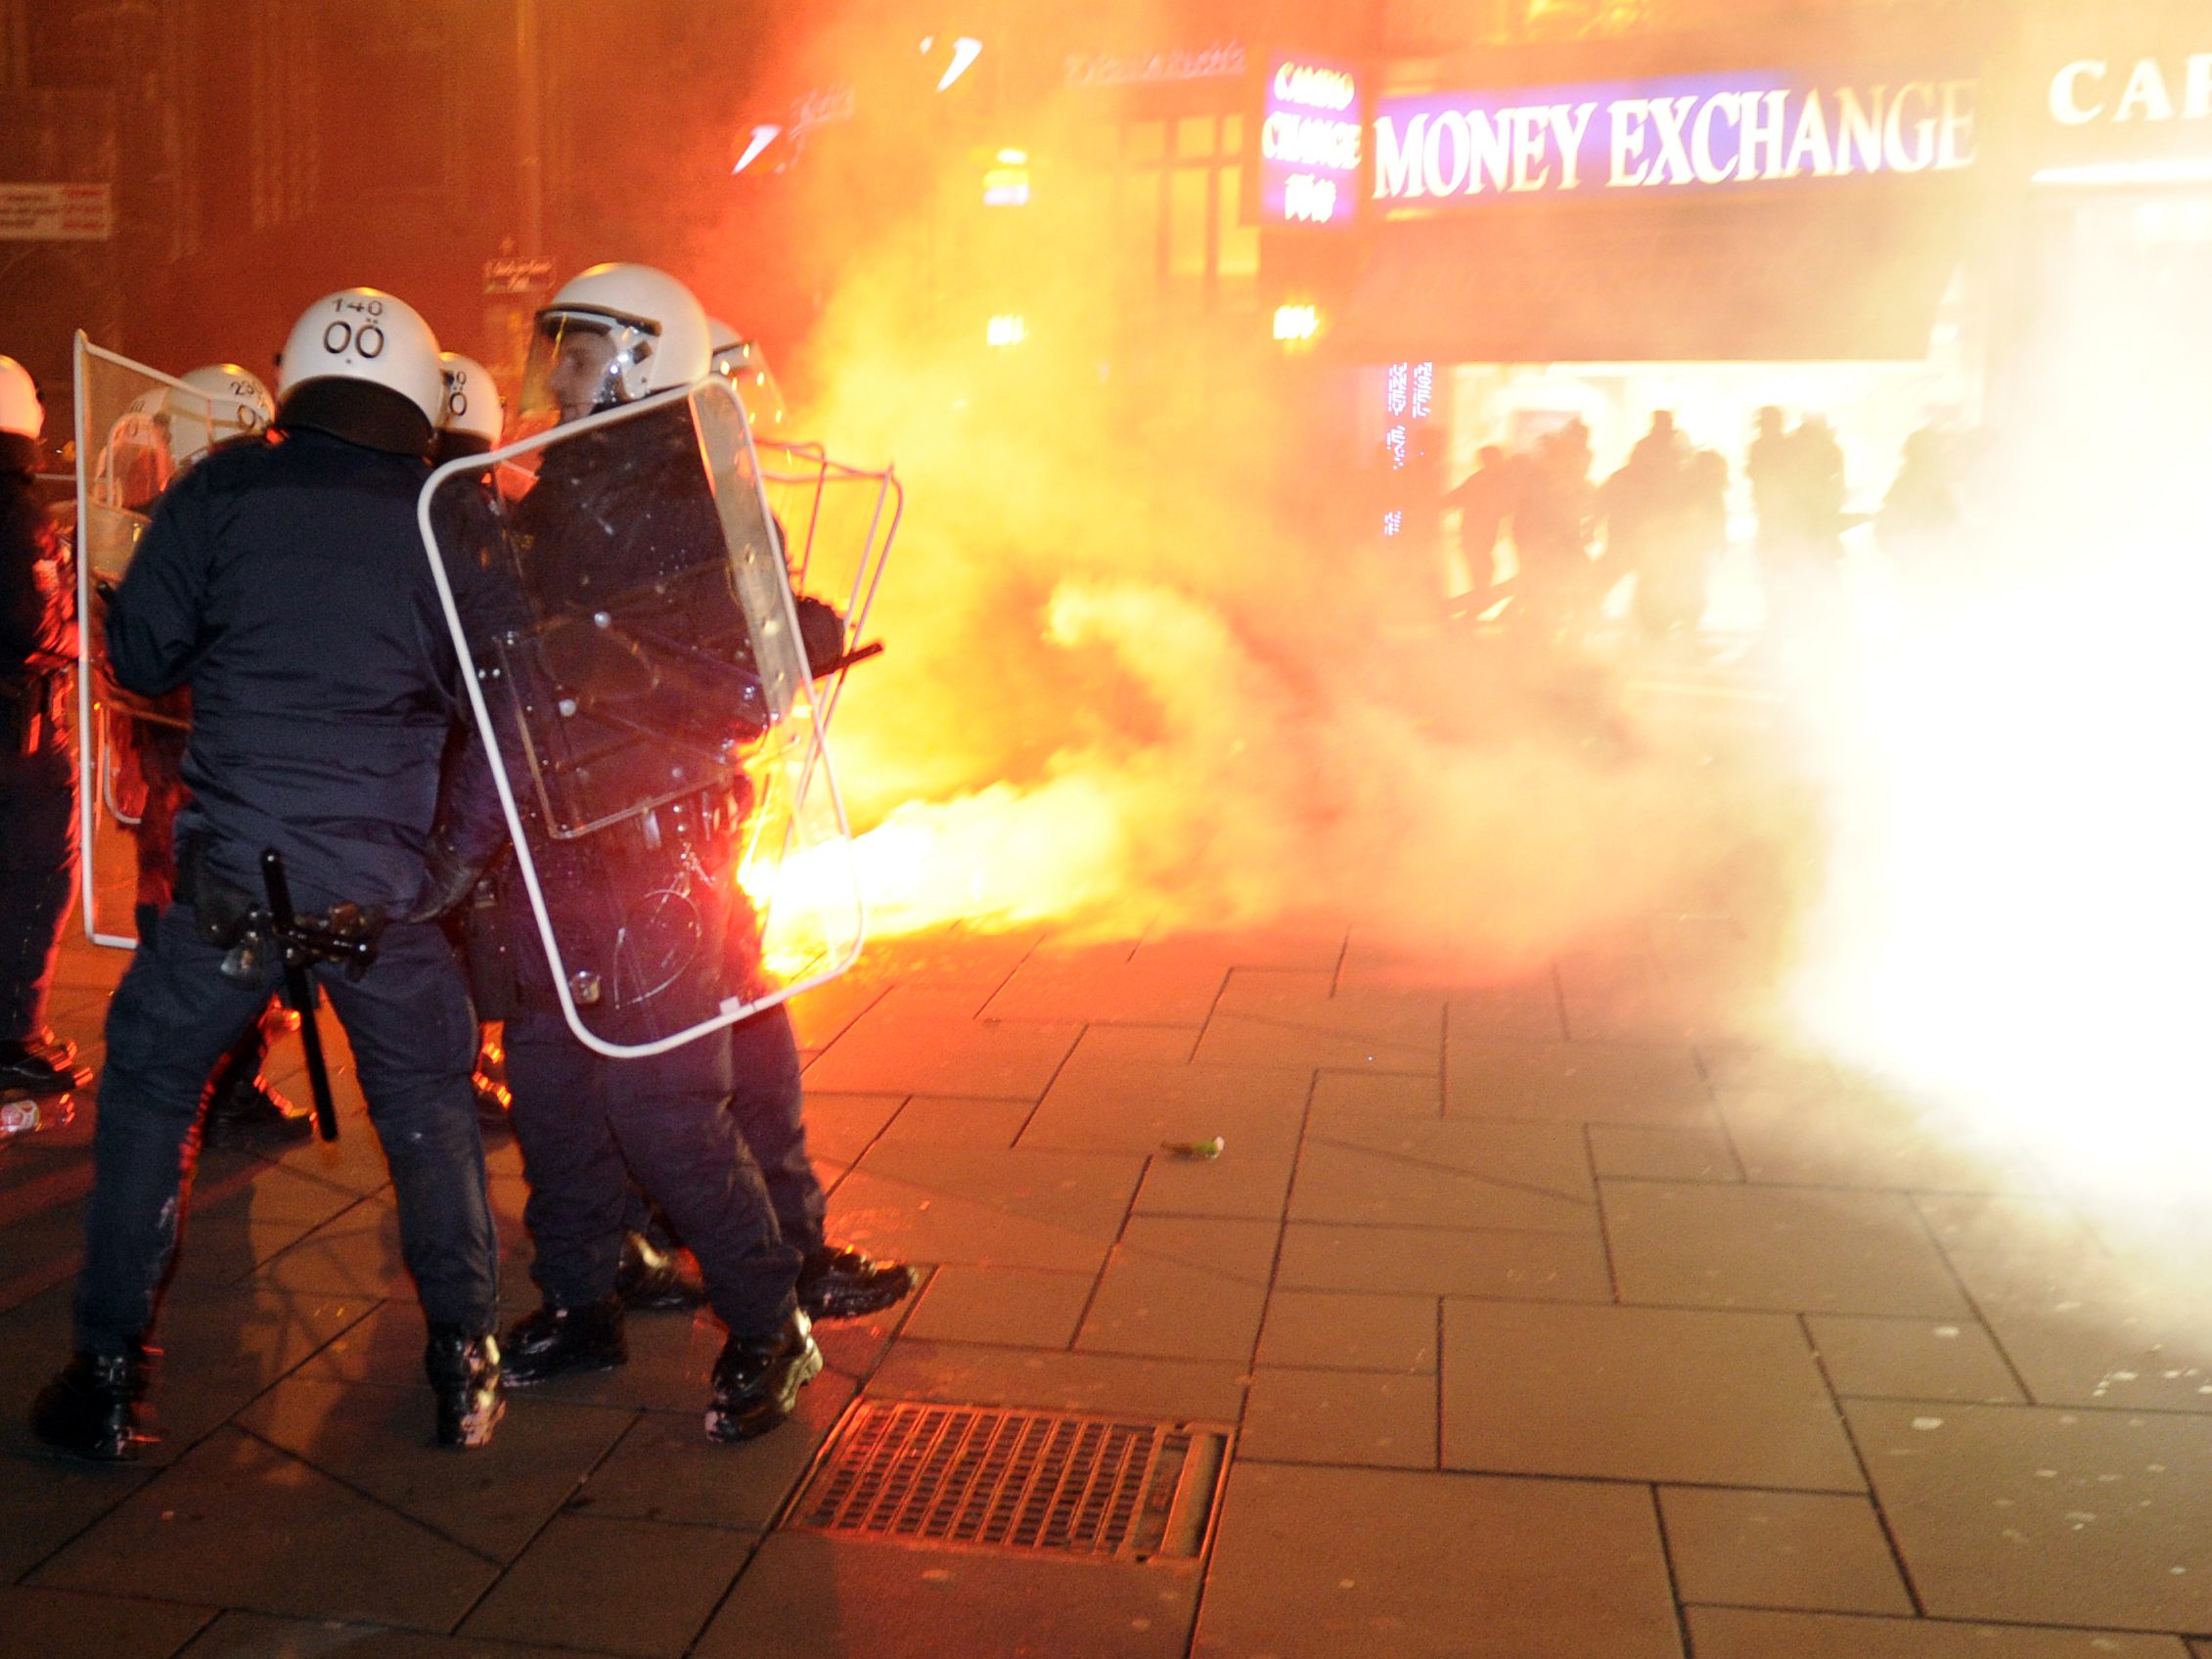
[73,335,218,949]
[420,377,863,1059]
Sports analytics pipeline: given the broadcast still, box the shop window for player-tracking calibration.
[1217,167,1258,296]
[1176,115,1216,160]
[1168,166,1210,287]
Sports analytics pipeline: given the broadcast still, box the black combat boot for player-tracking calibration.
[425,1328,504,1450]
[0,1040,90,1098]
[30,1345,157,1461]
[25,1025,76,1067]
[796,1244,920,1322]
[614,1231,705,1312]
[501,1296,626,1386]
[202,1032,313,1145]
[705,1310,822,1443]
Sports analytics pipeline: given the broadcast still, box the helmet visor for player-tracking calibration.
[521,313,628,432]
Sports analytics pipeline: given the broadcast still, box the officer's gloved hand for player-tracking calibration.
[404,830,489,925]
[794,596,844,678]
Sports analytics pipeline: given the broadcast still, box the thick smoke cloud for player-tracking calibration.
[715,0,1810,984]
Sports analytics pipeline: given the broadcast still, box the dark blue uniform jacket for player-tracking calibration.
[106,426,480,913]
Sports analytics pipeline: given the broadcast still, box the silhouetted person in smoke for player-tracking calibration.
[1604,413,1716,645]
[1512,422,1598,641]
[1444,444,1520,603]
[1790,415,1849,566]
[1747,407,1798,570]
[1878,423,1964,586]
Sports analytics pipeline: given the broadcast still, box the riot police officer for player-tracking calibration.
[462,263,908,1442]
[103,363,312,1144]
[0,354,83,1102]
[30,291,504,1459]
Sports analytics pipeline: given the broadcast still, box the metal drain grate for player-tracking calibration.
[788,1402,1232,1562]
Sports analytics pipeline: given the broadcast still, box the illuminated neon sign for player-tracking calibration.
[1372,71,1978,208]
[1261,54,1363,226]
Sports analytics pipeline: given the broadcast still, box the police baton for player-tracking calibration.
[257,848,343,1143]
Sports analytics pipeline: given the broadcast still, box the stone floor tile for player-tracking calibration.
[1688,1607,2190,1658]
[1848,1399,2212,1631]
[1307,1069,1441,1120]
[1055,1023,1204,1066]
[871,1096,1034,1150]
[900,1264,1098,1348]
[1442,1301,1864,1490]
[1695,1042,1841,1099]
[0,1450,154,1582]
[1318,1112,1597,1190]
[1193,1462,1680,1659]
[1021,1041,1307,1158]
[1589,1124,1745,1183]
[234,1375,631,1559]
[802,1005,1080,1099]
[984,947,1226,1025]
[1132,927,1345,975]
[1442,983,1569,1042]
[1134,1141,1301,1222]
[796,1093,906,1166]
[574,1372,858,1532]
[1941,1249,2212,1413]
[1806,1316,2026,1405]
[1446,1038,1715,1126]
[250,1200,416,1301]
[1238,1367,1437,1467]
[1289,1133,1597,1234]
[175,1611,596,1659]
[460,1514,753,1658]
[1194,1012,1439,1074]
[1659,1486,1913,1613]
[1603,1182,1970,1317]
[1215,974,1444,1031]
[30,1427,498,1629]
[1276,1223,1612,1302]
[1076,1247,1268,1364]
[1720,1091,2047,1194]
[1914,1194,2099,1261]
[1118,1216,1281,1286]
[826,1169,1114,1274]
[0,1584,214,1659]
[853,1143,1144,1239]
[786,973,890,1052]
[695,1532,1198,1659]
[865,1338,1246,1422]
[0,1284,376,1465]
[1257,1290,1436,1373]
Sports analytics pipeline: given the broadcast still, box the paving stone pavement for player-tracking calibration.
[2,921,2206,1658]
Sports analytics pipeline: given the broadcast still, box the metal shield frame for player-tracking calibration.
[417,376,866,1059]
[73,334,210,950]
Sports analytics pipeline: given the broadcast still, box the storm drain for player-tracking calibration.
[787,1401,1232,1562]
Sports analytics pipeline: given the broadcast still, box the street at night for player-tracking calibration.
[3,0,2211,1655]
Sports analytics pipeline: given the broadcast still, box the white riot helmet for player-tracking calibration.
[160,363,275,466]
[276,289,444,433]
[706,318,789,433]
[436,351,505,450]
[526,263,710,426]
[0,356,43,440]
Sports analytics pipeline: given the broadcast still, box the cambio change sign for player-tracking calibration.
[1373,70,1979,208]
[1260,55,1363,225]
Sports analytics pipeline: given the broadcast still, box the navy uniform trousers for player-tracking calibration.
[76,905,496,1355]
[504,1002,810,1341]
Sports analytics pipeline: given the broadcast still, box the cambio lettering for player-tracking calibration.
[2049,53,2212,126]
[1373,73,1979,203]
[1263,58,1363,225]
